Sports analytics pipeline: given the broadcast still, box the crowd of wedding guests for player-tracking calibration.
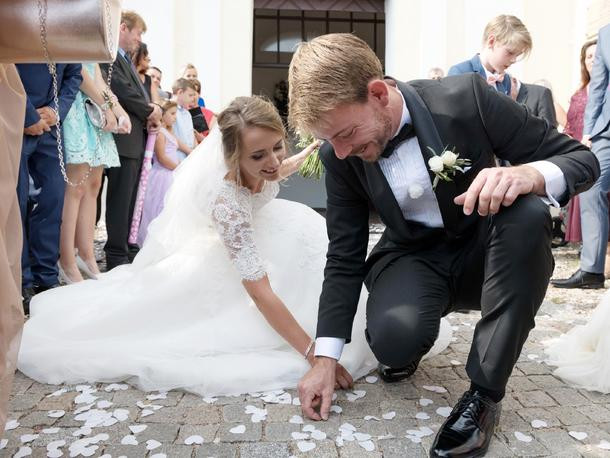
[15,9,610,316]
[18,10,217,313]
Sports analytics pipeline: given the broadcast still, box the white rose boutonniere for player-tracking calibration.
[427,146,471,189]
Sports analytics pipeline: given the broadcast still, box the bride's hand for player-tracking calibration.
[334,363,353,390]
[301,139,322,156]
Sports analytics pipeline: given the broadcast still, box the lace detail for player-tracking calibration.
[211,180,279,281]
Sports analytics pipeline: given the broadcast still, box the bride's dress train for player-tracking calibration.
[545,291,610,393]
[18,128,452,396]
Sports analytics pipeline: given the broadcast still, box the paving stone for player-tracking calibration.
[533,428,586,455]
[12,371,34,394]
[265,403,301,422]
[184,404,222,424]
[8,392,44,411]
[528,374,566,389]
[546,406,591,426]
[578,389,610,404]
[140,406,187,423]
[575,403,610,423]
[134,421,180,442]
[30,427,78,447]
[377,437,427,458]
[497,409,531,433]
[501,431,550,456]
[149,443,193,458]
[240,441,291,457]
[547,387,591,406]
[36,392,78,411]
[513,390,557,408]
[289,439,338,457]
[515,407,561,428]
[485,436,517,457]
[263,421,301,441]
[507,376,539,392]
[17,411,59,427]
[102,444,148,456]
[194,442,238,457]
[335,401,380,419]
[176,424,219,443]
[337,439,383,457]
[111,389,147,406]
[217,422,262,442]
[517,361,552,375]
[222,401,264,422]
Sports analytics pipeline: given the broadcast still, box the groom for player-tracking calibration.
[289,34,599,457]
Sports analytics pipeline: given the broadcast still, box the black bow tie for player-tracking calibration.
[381,122,415,158]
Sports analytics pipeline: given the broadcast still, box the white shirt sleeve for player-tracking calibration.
[314,337,345,360]
[526,160,567,208]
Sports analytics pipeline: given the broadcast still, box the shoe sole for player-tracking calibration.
[552,283,604,289]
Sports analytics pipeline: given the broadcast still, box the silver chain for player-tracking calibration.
[38,0,115,188]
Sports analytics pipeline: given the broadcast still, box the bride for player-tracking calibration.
[18,96,451,396]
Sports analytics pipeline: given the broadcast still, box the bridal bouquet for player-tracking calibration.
[297,133,323,180]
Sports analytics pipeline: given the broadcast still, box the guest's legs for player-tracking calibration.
[16,136,36,289]
[580,137,610,274]
[457,194,554,392]
[365,254,450,369]
[27,132,65,287]
[58,163,89,282]
[74,166,103,275]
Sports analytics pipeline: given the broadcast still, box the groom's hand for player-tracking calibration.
[454,165,545,216]
[298,356,336,421]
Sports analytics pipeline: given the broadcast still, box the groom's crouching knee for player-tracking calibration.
[366,308,439,369]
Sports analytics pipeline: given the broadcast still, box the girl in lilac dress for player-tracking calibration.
[138,100,193,246]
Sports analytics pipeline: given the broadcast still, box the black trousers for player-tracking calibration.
[364,194,554,392]
[104,155,141,267]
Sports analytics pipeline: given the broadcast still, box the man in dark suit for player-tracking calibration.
[16,63,82,311]
[101,10,161,270]
[513,78,558,128]
[288,34,599,457]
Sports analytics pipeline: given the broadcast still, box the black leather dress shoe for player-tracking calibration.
[430,390,501,458]
[550,269,604,289]
[377,359,420,383]
[21,286,36,316]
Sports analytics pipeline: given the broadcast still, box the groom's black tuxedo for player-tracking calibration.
[317,74,599,390]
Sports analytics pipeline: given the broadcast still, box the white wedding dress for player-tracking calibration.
[545,292,610,393]
[18,127,452,397]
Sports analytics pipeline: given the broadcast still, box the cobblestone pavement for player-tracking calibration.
[3,228,610,457]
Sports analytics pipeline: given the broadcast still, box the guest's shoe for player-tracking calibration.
[550,269,604,289]
[430,390,501,458]
[378,359,420,383]
[76,255,99,280]
[21,286,36,316]
[57,262,83,285]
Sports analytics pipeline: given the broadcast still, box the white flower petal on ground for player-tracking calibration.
[0,439,8,450]
[184,435,204,445]
[531,419,547,429]
[292,397,301,406]
[14,446,32,458]
[75,392,98,404]
[450,360,461,365]
[364,415,380,421]
[74,403,94,415]
[72,426,92,437]
[598,440,610,450]
[365,375,378,383]
[297,441,316,452]
[47,440,66,450]
[310,430,326,440]
[419,426,434,437]
[339,423,356,433]
[146,392,167,401]
[382,411,396,420]
[436,407,452,418]
[129,425,147,434]
[514,431,533,442]
[345,390,366,402]
[47,449,62,458]
[42,428,60,434]
[120,435,139,445]
[358,440,375,451]
[47,388,68,397]
[330,405,342,414]
[527,354,539,360]
[406,435,422,443]
[202,396,217,404]
[422,385,447,393]
[20,434,39,444]
[415,412,430,420]
[79,445,99,457]
[146,439,162,450]
[141,409,154,417]
[302,425,316,433]
[229,425,246,434]
[291,432,309,440]
[47,410,65,418]
[112,409,130,421]
[104,383,129,392]
[96,400,113,409]
[150,454,167,458]
[419,398,433,406]
[353,433,371,442]
[568,431,588,441]
[289,415,303,424]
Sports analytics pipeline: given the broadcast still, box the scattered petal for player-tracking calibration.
[112,409,130,421]
[72,427,92,437]
[339,423,356,432]
[353,433,371,441]
[531,419,547,429]
[120,435,138,445]
[419,398,433,406]
[74,403,94,415]
[141,409,154,417]
[146,439,162,450]
[47,440,66,449]
[297,441,316,452]
[364,415,380,421]
[146,392,168,401]
[202,397,217,404]
[450,360,461,365]
[229,425,246,434]
[422,385,447,393]
[527,354,539,360]
[292,398,301,406]
[47,410,65,418]
[14,446,32,458]
[598,440,610,450]
[514,431,533,442]
[97,400,113,409]
[42,428,60,434]
[382,411,396,420]
[436,407,452,417]
[406,435,422,443]
[104,383,129,392]
[365,375,378,383]
[415,412,430,420]
[75,392,98,404]
[5,419,19,430]
[302,425,316,433]
[291,432,309,440]
[358,440,375,451]
[289,415,303,424]
[20,434,39,444]
[47,449,62,458]
[329,405,342,414]
[568,431,588,441]
[184,435,204,445]
[150,455,167,458]
[310,430,326,440]
[47,389,68,397]
[345,390,366,402]
[129,425,148,434]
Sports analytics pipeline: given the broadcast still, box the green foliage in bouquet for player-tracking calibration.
[297,133,324,180]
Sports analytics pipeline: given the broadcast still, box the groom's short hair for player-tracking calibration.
[288,33,383,135]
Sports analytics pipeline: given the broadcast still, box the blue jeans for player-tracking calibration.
[17,132,65,288]
[580,135,610,273]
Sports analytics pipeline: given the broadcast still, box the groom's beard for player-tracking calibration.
[362,111,394,163]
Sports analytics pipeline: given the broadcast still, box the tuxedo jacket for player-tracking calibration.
[317,74,599,342]
[101,55,152,159]
[516,83,557,128]
[584,23,610,139]
[448,54,511,95]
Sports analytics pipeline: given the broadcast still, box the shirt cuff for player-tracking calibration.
[527,161,567,207]
[314,337,345,360]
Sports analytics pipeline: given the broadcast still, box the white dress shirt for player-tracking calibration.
[315,88,566,361]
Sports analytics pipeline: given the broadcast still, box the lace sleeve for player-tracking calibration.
[211,187,267,281]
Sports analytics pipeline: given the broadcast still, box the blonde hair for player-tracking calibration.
[172,78,198,94]
[161,99,177,113]
[482,15,532,57]
[217,96,285,171]
[181,63,198,77]
[288,33,383,135]
[121,10,147,33]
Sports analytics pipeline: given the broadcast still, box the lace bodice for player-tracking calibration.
[211,180,279,281]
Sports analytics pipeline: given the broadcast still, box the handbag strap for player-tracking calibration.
[38,0,115,187]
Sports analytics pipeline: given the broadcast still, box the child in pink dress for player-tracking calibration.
[138,100,193,246]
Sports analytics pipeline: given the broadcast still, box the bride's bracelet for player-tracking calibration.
[304,340,315,359]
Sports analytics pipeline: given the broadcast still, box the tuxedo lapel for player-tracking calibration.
[119,53,150,102]
[516,83,528,103]
[397,81,460,232]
